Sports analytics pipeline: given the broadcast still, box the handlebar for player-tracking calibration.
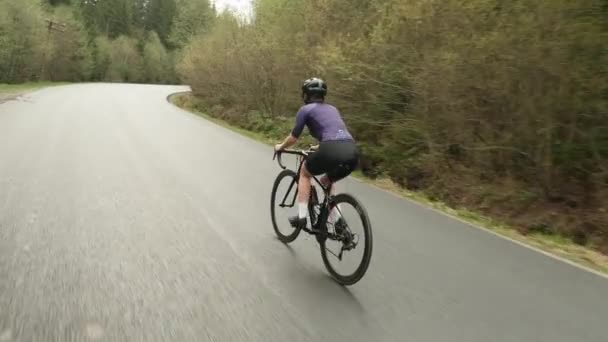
[273,145,317,170]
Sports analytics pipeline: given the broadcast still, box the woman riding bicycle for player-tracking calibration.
[274,77,359,230]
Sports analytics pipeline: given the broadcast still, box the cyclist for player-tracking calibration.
[274,77,359,230]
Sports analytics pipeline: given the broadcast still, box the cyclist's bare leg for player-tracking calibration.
[286,162,314,228]
[287,163,311,227]
[298,164,312,202]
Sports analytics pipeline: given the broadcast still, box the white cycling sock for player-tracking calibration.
[298,202,308,219]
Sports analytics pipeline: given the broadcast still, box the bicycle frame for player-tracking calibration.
[274,149,334,233]
[271,149,372,284]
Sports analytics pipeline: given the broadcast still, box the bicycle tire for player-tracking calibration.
[270,169,301,243]
[320,193,373,285]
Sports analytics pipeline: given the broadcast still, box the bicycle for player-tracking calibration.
[271,147,373,285]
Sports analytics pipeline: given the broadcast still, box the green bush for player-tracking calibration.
[177,0,608,251]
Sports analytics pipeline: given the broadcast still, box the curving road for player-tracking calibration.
[0,84,607,342]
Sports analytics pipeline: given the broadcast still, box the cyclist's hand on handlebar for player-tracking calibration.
[309,144,319,151]
[274,144,284,152]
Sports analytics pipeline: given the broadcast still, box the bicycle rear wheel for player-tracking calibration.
[320,193,373,285]
[270,169,301,243]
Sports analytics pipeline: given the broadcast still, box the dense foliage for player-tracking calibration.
[0,0,214,83]
[177,0,608,252]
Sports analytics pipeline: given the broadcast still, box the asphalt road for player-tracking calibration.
[1,84,607,342]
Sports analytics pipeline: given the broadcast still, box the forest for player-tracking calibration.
[0,0,215,83]
[2,0,607,254]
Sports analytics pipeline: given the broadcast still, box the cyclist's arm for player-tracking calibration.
[291,106,308,138]
[277,107,308,150]
[277,134,297,150]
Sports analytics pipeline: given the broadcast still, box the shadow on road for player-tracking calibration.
[275,238,368,315]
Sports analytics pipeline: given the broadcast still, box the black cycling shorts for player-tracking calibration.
[305,140,359,182]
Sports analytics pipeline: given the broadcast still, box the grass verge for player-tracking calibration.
[356,175,608,275]
[0,82,69,101]
[170,92,608,276]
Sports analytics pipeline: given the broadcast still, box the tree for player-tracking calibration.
[142,31,171,83]
[106,35,143,82]
[0,0,45,82]
[144,0,177,45]
[169,0,215,49]
[42,5,92,81]
[77,0,134,38]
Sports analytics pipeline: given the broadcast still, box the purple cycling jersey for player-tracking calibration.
[291,103,354,142]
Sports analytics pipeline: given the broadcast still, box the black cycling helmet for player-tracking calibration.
[302,77,327,98]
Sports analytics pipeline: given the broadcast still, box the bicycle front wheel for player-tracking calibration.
[270,169,301,243]
[320,193,373,285]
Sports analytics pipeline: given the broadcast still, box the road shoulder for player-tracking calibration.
[0,82,68,104]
